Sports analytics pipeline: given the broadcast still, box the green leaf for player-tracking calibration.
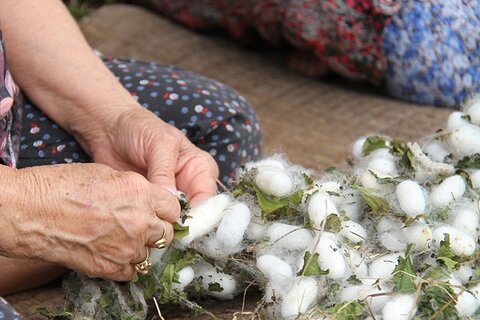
[325,301,365,320]
[369,170,402,185]
[347,275,362,285]
[297,251,329,276]
[416,282,460,319]
[437,234,458,272]
[208,282,223,292]
[302,172,315,188]
[173,222,189,240]
[457,154,480,170]
[324,214,342,232]
[362,136,388,156]
[392,244,417,294]
[352,184,390,214]
[38,307,73,320]
[424,267,447,280]
[254,185,303,215]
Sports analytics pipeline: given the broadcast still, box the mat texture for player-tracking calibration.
[7,4,453,319]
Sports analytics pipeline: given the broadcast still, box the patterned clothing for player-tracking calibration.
[383,0,480,107]
[136,0,400,83]
[136,0,480,107]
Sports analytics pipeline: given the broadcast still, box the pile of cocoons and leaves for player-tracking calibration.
[44,98,480,320]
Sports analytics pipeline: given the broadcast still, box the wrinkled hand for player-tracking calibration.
[89,107,219,205]
[14,163,180,281]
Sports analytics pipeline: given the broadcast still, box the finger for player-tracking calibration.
[149,186,182,222]
[146,132,180,190]
[111,265,137,282]
[185,169,218,206]
[146,219,174,248]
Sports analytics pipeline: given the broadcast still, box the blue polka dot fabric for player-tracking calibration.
[17,57,262,186]
[383,0,480,107]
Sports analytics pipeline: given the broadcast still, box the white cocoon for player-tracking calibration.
[340,220,367,243]
[352,137,367,159]
[315,237,347,280]
[179,194,231,246]
[280,277,318,319]
[255,166,293,198]
[450,205,479,234]
[317,181,341,194]
[245,158,285,171]
[395,180,426,217]
[368,157,398,177]
[369,253,403,280]
[216,203,251,248]
[339,189,363,221]
[456,291,480,317]
[266,223,313,251]
[171,266,195,290]
[433,226,476,256]
[430,175,466,208]
[257,255,294,283]
[471,170,480,189]
[422,140,450,162]
[197,264,237,299]
[379,230,407,252]
[452,265,474,285]
[447,111,469,129]
[401,222,432,250]
[359,171,384,192]
[447,123,480,158]
[344,249,368,278]
[464,97,480,125]
[377,217,404,234]
[307,191,339,228]
[382,294,415,320]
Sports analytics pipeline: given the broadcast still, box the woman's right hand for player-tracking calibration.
[3,163,180,281]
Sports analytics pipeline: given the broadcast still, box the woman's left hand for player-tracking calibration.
[86,107,219,205]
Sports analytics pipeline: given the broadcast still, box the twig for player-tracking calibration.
[153,297,165,320]
[216,178,232,195]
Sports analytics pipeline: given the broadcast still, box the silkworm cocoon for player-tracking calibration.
[464,96,480,125]
[422,140,450,162]
[447,111,469,129]
[359,170,387,192]
[365,286,393,314]
[307,192,339,228]
[447,123,480,158]
[339,285,369,302]
[401,222,432,250]
[216,203,251,248]
[171,266,195,290]
[430,175,466,208]
[369,253,402,280]
[450,205,479,234]
[471,170,480,189]
[280,277,318,319]
[456,291,480,317]
[369,148,395,161]
[197,264,237,299]
[340,220,367,243]
[368,157,398,178]
[257,255,294,284]
[255,166,293,198]
[315,237,347,280]
[245,158,285,171]
[379,231,407,252]
[471,284,480,300]
[266,223,313,251]
[433,226,476,256]
[352,137,367,158]
[179,194,231,246]
[396,180,426,217]
[246,219,267,241]
[382,295,415,320]
[452,265,474,285]
[201,236,239,258]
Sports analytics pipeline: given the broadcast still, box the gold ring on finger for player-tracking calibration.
[153,220,168,250]
[134,246,151,275]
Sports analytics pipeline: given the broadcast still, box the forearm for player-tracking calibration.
[0,0,138,153]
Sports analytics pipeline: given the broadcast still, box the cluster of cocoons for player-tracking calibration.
[67,99,480,319]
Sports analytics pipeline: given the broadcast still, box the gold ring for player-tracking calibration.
[134,247,151,275]
[153,220,168,250]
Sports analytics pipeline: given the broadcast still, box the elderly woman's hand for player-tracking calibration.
[2,163,180,281]
[85,107,219,205]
